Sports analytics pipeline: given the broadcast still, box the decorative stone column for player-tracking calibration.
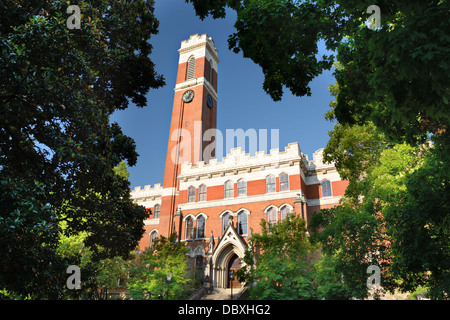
[173,207,183,242]
[205,230,215,292]
[294,191,307,226]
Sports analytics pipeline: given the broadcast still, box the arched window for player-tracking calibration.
[237,179,246,196]
[266,175,276,193]
[198,184,207,201]
[197,215,205,239]
[187,55,196,80]
[153,204,160,219]
[149,230,158,248]
[280,206,291,220]
[237,211,248,235]
[187,186,196,203]
[222,213,229,235]
[321,179,332,197]
[279,173,289,191]
[267,207,277,226]
[224,180,234,198]
[185,216,194,240]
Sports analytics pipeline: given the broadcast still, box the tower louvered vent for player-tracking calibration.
[187,56,195,80]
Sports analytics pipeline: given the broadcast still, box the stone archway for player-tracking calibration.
[207,217,247,289]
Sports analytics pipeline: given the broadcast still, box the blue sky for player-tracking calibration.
[111,0,337,189]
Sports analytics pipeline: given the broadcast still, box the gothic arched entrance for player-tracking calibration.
[206,216,248,289]
[227,253,242,289]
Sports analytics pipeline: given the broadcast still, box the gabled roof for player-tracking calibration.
[211,216,248,261]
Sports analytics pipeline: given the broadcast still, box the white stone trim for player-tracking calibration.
[144,218,160,226]
[162,187,177,197]
[178,34,219,68]
[279,203,294,211]
[178,143,303,182]
[183,212,209,221]
[263,204,279,213]
[179,190,299,211]
[178,165,302,190]
[174,77,218,100]
[131,183,162,200]
[307,195,343,207]
[183,213,196,222]
[235,207,251,215]
[186,245,206,258]
[219,209,233,218]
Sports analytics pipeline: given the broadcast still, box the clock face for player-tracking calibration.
[182,90,194,103]
[207,94,213,108]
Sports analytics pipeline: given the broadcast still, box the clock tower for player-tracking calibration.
[160,34,219,238]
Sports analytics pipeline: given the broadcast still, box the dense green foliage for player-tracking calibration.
[187,0,449,142]
[239,215,318,299]
[127,234,194,300]
[0,0,164,298]
[188,0,449,299]
[239,214,362,299]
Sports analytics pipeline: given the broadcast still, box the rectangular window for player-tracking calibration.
[267,208,277,230]
[153,204,160,219]
[224,181,234,198]
[186,218,194,240]
[198,185,207,201]
[321,180,332,197]
[222,214,229,235]
[237,179,246,196]
[279,173,289,191]
[187,186,196,203]
[266,175,276,193]
[237,212,248,235]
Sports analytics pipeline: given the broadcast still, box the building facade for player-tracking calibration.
[131,34,348,289]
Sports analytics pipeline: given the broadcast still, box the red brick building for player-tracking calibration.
[131,34,348,289]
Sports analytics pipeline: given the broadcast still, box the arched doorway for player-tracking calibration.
[227,254,242,289]
[207,217,247,288]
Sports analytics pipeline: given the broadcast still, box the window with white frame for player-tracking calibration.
[279,173,289,191]
[266,207,277,226]
[280,206,291,220]
[187,186,196,203]
[321,179,332,197]
[237,179,246,196]
[149,230,158,248]
[222,213,229,235]
[185,216,194,240]
[237,210,248,235]
[224,180,234,198]
[198,184,207,201]
[153,204,160,219]
[266,175,276,193]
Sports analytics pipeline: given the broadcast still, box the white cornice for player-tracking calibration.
[179,190,300,211]
[174,77,218,101]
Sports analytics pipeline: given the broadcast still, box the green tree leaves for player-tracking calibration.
[239,214,319,299]
[1,0,163,298]
[127,234,194,300]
